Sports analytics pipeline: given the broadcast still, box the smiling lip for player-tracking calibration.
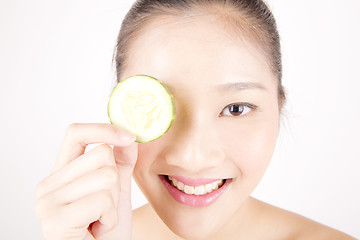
[159,175,231,207]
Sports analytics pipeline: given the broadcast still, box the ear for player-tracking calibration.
[279,85,286,108]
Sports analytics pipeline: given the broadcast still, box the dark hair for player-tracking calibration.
[114,0,285,103]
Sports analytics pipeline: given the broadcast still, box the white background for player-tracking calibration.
[0,0,359,239]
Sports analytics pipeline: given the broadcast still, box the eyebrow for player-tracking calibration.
[215,82,267,92]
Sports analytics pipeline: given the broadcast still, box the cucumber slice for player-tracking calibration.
[107,74,175,143]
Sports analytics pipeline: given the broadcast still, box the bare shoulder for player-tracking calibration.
[131,200,356,240]
[131,204,152,240]
[251,198,357,240]
[132,203,180,240]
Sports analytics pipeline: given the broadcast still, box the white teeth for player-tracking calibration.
[211,181,218,190]
[194,185,205,195]
[184,185,195,194]
[177,181,184,191]
[167,176,225,195]
[172,178,178,186]
[204,183,213,193]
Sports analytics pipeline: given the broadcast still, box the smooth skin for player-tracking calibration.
[35,123,138,239]
[125,14,356,240]
[35,12,356,240]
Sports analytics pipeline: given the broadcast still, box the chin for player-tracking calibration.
[155,201,233,239]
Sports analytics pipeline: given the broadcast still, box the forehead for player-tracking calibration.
[123,15,275,91]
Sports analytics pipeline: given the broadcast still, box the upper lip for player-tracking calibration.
[167,175,224,187]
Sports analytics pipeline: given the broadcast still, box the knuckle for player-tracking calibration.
[99,166,118,184]
[96,144,115,163]
[34,200,43,217]
[35,197,48,219]
[99,190,114,210]
[34,174,52,199]
[41,221,58,240]
[65,123,80,137]
[35,194,58,221]
[34,176,52,199]
[104,122,118,134]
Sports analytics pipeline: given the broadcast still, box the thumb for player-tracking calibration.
[90,143,139,239]
[114,142,138,167]
[111,143,139,239]
[113,142,138,194]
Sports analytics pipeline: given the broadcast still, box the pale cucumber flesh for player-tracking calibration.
[107,75,175,143]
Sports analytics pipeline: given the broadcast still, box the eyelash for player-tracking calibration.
[219,102,258,117]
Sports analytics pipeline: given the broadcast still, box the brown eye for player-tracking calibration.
[229,105,244,116]
[220,103,256,117]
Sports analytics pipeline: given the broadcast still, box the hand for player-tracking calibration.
[35,123,138,240]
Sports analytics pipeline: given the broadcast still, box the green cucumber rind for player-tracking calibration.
[107,74,176,143]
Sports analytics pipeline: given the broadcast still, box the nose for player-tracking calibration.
[163,105,226,174]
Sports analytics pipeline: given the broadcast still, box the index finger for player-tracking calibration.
[53,123,136,172]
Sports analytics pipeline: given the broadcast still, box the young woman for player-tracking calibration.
[35,0,357,239]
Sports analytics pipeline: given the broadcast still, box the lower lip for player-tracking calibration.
[159,175,232,207]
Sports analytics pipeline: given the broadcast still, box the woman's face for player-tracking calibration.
[123,14,280,239]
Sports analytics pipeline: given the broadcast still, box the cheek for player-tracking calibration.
[132,141,159,201]
[133,142,155,173]
[219,116,279,178]
[133,140,164,185]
